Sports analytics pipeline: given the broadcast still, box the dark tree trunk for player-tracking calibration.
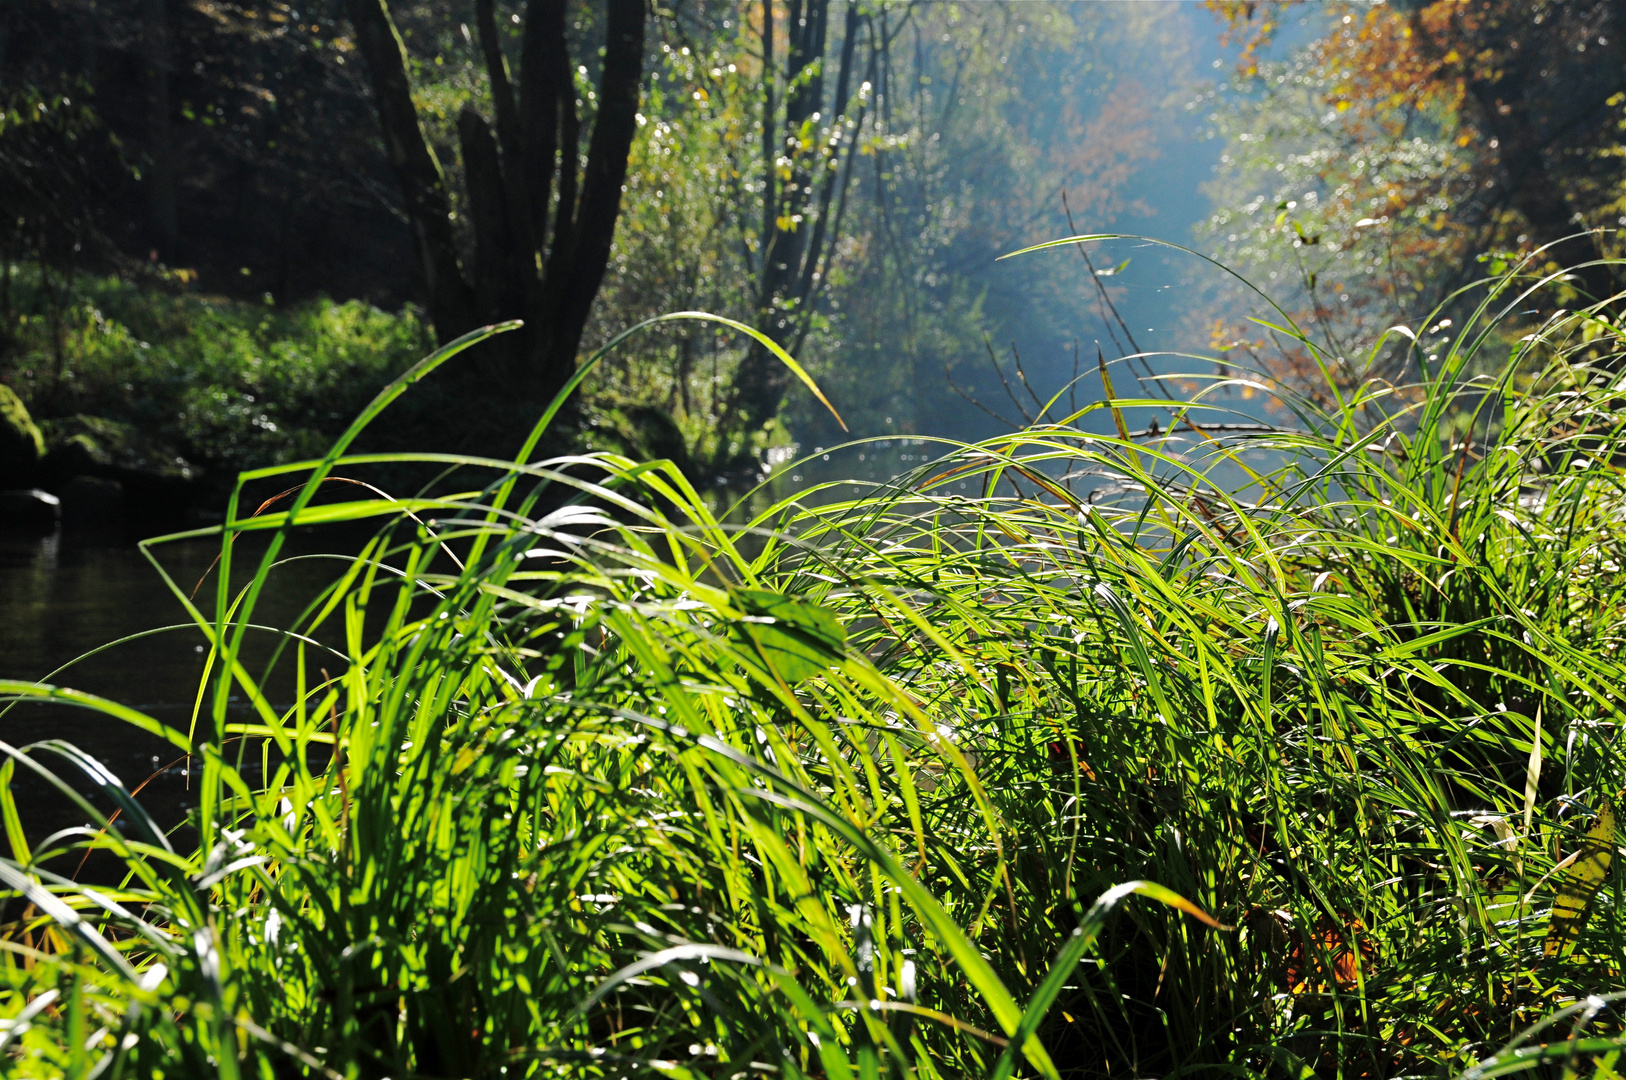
[457,108,517,327]
[535,0,646,404]
[1413,2,1626,306]
[143,0,177,260]
[518,0,569,261]
[473,0,539,326]
[346,0,645,407]
[345,0,474,341]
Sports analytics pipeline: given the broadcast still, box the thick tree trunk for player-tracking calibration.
[348,0,645,407]
[457,108,519,327]
[345,0,474,343]
[474,0,525,176]
[533,0,645,404]
[519,0,569,263]
[474,0,538,300]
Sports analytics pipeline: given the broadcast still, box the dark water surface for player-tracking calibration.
[0,530,351,855]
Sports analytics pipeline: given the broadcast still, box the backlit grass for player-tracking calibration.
[2,252,1624,1078]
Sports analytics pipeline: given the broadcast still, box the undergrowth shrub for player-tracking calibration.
[0,269,427,476]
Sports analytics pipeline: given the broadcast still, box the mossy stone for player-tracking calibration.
[0,384,45,485]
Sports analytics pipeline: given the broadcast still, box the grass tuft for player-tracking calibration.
[3,260,1626,1078]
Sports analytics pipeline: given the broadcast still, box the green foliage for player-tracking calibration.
[1198,33,1473,337]
[1,3,1195,477]
[0,73,108,266]
[0,269,429,478]
[587,2,1177,455]
[4,262,1626,1076]
[1195,0,1626,381]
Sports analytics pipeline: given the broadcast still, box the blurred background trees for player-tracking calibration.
[1,0,419,302]
[345,0,646,406]
[20,1,1623,499]
[9,0,1179,486]
[1200,0,1626,392]
[0,0,1189,489]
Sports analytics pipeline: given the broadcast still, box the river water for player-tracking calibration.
[0,529,350,855]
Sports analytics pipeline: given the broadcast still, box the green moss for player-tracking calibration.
[0,382,44,483]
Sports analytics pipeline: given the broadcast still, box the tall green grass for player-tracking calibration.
[2,251,1624,1079]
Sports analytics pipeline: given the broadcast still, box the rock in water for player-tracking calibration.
[41,415,199,535]
[0,488,60,533]
[41,415,197,485]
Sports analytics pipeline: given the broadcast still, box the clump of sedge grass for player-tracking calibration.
[1,250,1624,1078]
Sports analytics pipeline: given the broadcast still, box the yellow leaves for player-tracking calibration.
[1442,49,1461,65]
[1206,316,1239,353]
[775,214,797,232]
[1336,99,1351,113]
[1544,799,1615,958]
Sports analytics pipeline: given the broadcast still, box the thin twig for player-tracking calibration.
[1008,340,1046,417]
[984,333,1036,425]
[1063,189,1172,399]
[946,364,1021,430]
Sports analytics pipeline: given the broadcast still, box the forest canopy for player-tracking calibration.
[8,1,1625,486]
